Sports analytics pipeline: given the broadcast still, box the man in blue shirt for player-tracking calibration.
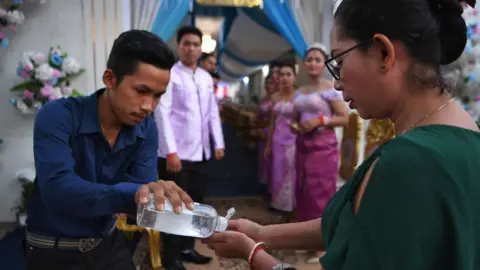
[25,30,194,270]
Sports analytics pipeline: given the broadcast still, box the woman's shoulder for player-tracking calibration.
[369,125,480,192]
[380,124,480,158]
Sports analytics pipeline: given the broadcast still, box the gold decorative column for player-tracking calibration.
[339,112,362,180]
[364,119,395,159]
[115,215,162,270]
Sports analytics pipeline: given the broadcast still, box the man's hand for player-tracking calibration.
[215,149,224,160]
[166,153,182,173]
[135,180,194,214]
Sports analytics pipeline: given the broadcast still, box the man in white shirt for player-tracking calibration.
[154,26,225,270]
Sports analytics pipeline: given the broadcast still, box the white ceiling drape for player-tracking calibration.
[132,0,161,30]
[288,0,323,46]
[289,0,336,51]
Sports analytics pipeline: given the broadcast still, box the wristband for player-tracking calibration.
[248,242,268,267]
[318,115,330,126]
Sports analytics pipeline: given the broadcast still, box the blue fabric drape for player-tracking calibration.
[150,0,190,41]
[150,0,308,78]
[262,0,307,58]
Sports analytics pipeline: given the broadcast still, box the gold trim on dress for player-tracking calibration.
[364,118,395,159]
[339,112,362,180]
[196,0,262,7]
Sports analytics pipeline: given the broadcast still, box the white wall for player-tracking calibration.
[0,0,131,222]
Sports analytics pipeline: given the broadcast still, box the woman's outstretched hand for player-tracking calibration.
[202,231,256,259]
[227,219,264,241]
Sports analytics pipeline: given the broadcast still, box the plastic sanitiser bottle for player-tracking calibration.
[136,194,235,238]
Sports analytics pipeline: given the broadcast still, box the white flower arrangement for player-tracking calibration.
[9,46,85,114]
[0,0,47,49]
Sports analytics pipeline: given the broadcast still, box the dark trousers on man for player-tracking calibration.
[25,230,135,270]
[157,157,209,267]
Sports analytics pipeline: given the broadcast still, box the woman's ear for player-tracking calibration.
[372,34,395,73]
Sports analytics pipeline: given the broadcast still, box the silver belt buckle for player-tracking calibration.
[78,238,101,252]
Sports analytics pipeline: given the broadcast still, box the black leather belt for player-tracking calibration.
[25,227,115,252]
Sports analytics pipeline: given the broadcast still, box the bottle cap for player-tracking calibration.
[215,207,236,232]
[215,216,228,232]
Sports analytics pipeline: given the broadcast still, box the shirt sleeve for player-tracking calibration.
[154,82,177,154]
[324,139,459,270]
[34,101,141,218]
[207,76,225,150]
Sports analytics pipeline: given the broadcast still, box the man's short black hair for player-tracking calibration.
[269,60,282,69]
[177,26,203,44]
[200,52,215,62]
[106,30,175,83]
[209,71,220,79]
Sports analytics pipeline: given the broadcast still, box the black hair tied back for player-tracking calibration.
[429,0,467,65]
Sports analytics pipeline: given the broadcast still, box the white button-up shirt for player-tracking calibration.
[154,61,224,161]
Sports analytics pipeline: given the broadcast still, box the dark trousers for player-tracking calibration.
[157,157,208,266]
[25,230,135,270]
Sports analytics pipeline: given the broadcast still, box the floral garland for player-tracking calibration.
[9,46,85,114]
[0,0,46,49]
[443,4,480,95]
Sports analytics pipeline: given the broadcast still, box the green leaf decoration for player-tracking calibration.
[23,98,33,107]
[71,90,84,97]
[10,80,43,92]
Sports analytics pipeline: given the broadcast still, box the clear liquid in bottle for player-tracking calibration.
[136,194,235,238]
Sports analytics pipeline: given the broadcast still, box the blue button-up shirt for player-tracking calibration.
[26,89,158,238]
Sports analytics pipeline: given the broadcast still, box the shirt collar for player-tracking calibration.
[78,89,147,140]
[177,61,198,75]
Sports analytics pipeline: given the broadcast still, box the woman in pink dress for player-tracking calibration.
[265,63,297,216]
[257,76,277,186]
[292,44,349,263]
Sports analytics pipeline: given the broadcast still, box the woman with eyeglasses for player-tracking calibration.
[291,44,349,264]
[264,62,297,217]
[203,0,480,269]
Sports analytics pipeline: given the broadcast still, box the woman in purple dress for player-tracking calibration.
[265,63,297,216]
[257,76,277,186]
[292,44,349,263]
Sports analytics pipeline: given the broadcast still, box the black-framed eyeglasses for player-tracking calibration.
[325,40,371,80]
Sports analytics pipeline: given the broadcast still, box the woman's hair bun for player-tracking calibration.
[428,0,469,64]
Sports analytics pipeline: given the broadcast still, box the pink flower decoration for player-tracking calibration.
[23,90,34,99]
[48,95,57,101]
[40,85,54,97]
[52,69,61,78]
[20,69,30,79]
[33,54,45,62]
[0,32,4,39]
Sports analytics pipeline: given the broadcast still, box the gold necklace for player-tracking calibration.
[400,98,455,135]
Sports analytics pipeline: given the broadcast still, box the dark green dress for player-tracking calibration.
[321,125,480,270]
